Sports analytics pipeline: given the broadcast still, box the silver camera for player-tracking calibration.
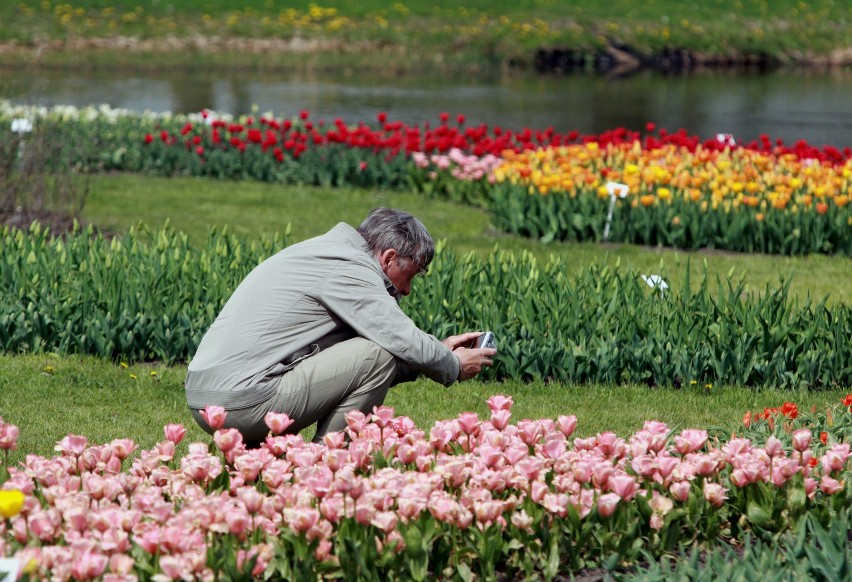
[474,331,497,350]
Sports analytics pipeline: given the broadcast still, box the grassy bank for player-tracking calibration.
[1,353,846,465]
[81,174,852,304]
[1,0,850,73]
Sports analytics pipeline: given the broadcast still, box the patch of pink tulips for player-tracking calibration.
[1,398,850,579]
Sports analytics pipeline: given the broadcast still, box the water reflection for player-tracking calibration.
[1,67,850,148]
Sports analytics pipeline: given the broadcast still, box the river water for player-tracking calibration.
[2,67,851,149]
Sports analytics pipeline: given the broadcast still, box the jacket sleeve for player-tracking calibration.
[318,261,460,386]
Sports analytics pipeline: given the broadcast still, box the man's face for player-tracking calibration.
[380,249,427,297]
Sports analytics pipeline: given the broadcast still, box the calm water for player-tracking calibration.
[2,67,851,149]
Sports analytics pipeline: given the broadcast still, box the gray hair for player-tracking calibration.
[357,207,434,268]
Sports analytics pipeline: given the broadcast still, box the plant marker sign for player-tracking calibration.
[0,558,20,582]
[603,181,629,241]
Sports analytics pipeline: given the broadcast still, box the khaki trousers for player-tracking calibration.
[192,337,398,443]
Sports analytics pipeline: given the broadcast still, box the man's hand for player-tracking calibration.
[444,332,497,381]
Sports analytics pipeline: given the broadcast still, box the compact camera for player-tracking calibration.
[473,331,497,350]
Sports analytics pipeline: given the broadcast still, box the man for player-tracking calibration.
[185,207,496,443]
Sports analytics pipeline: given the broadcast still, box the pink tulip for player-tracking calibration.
[530,480,549,503]
[163,424,187,445]
[264,412,295,435]
[237,486,266,513]
[540,435,567,460]
[199,405,227,431]
[371,510,398,533]
[372,406,396,428]
[819,475,844,495]
[300,466,334,499]
[703,482,728,507]
[791,429,812,452]
[764,435,784,458]
[669,480,691,502]
[730,469,751,488]
[596,432,621,457]
[344,410,368,434]
[158,555,190,581]
[504,444,528,466]
[490,409,512,431]
[0,422,20,450]
[690,453,721,477]
[71,550,109,580]
[517,420,544,446]
[510,508,534,531]
[486,394,514,412]
[54,434,88,456]
[541,492,569,517]
[476,444,504,469]
[610,475,640,501]
[674,429,708,455]
[108,554,135,575]
[596,492,620,518]
[154,440,176,462]
[234,454,263,483]
[556,415,578,437]
[213,428,243,453]
[226,505,251,536]
[821,443,851,473]
[574,436,597,451]
[457,412,480,435]
[322,432,347,449]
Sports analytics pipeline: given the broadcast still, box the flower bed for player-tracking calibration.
[1,395,851,580]
[2,101,849,256]
[3,224,850,388]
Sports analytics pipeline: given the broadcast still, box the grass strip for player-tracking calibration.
[2,353,847,465]
[81,174,852,304]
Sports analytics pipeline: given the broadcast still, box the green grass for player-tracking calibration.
[2,353,847,465]
[82,174,852,304]
[1,0,850,71]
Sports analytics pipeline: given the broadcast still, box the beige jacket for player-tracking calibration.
[185,223,460,409]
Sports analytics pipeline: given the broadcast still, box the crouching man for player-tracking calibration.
[185,207,496,443]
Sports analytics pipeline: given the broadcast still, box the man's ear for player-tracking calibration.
[378,248,398,271]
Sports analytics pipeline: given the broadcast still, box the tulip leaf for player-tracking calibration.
[747,501,771,527]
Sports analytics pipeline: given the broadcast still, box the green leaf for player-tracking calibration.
[747,501,771,527]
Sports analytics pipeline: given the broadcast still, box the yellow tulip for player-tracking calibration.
[0,489,25,518]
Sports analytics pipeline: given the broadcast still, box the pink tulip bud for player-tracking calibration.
[213,428,243,453]
[490,409,512,431]
[264,412,295,435]
[110,438,138,461]
[703,482,728,507]
[556,415,578,437]
[71,550,109,580]
[804,477,817,496]
[0,422,20,451]
[596,492,620,518]
[457,412,480,435]
[765,435,784,458]
[322,432,346,449]
[55,434,88,456]
[791,429,812,452]
[669,481,691,502]
[163,424,187,445]
[610,475,639,501]
[674,429,708,455]
[371,406,396,428]
[200,405,228,431]
[486,394,514,412]
[344,410,368,434]
[819,475,844,495]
